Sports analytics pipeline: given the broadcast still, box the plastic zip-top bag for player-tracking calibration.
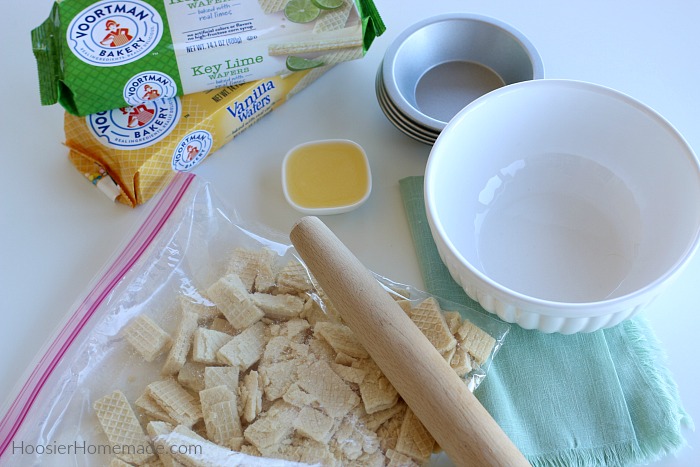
[0,173,510,466]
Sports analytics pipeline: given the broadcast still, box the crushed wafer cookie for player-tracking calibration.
[200,385,243,449]
[443,311,463,335]
[93,390,156,465]
[192,328,233,364]
[209,316,237,335]
[122,315,172,362]
[386,448,421,467]
[449,346,473,378]
[403,297,457,354]
[161,310,198,376]
[395,408,436,463]
[295,405,335,443]
[217,320,268,370]
[135,392,177,426]
[225,247,274,292]
[244,400,300,452]
[177,362,207,393]
[357,359,399,415]
[297,360,360,419]
[146,379,203,428]
[206,273,265,331]
[204,366,240,392]
[90,246,504,465]
[146,421,181,467]
[179,295,221,324]
[315,321,369,358]
[455,319,497,365]
[276,260,313,294]
[240,370,264,424]
[252,292,305,320]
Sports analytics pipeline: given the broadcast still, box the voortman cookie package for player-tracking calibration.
[66,67,332,207]
[0,174,509,466]
[32,0,385,116]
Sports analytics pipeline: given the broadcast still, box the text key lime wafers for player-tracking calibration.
[33,0,385,116]
[67,69,330,207]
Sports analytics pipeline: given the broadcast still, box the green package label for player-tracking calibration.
[32,0,385,116]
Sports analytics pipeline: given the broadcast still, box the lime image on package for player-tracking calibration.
[32,0,385,116]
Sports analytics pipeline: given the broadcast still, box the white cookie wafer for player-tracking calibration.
[162,310,198,376]
[199,385,243,449]
[297,360,359,418]
[177,361,207,393]
[275,260,313,294]
[443,310,463,335]
[455,319,496,365]
[225,247,277,293]
[135,392,177,425]
[123,315,172,362]
[294,406,335,443]
[330,362,366,385]
[406,297,457,354]
[251,292,305,320]
[147,379,203,428]
[357,359,399,414]
[206,274,264,331]
[450,346,473,377]
[386,448,420,466]
[314,321,369,358]
[216,320,267,370]
[204,366,239,392]
[93,390,155,465]
[313,0,353,33]
[192,328,233,364]
[146,421,183,467]
[395,408,435,462]
[110,458,133,467]
[239,370,264,424]
[209,316,236,335]
[180,295,220,324]
[243,400,299,451]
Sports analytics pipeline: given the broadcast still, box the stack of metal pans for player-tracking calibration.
[375,63,441,145]
[375,14,544,146]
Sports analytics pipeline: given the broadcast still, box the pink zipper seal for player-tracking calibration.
[0,172,195,460]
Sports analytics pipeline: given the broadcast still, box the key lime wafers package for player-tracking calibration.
[66,66,329,207]
[32,0,385,116]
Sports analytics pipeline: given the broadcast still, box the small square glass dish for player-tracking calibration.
[282,139,372,215]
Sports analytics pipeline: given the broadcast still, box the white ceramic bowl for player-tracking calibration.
[425,79,700,333]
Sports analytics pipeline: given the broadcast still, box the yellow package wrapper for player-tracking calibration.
[66,67,328,207]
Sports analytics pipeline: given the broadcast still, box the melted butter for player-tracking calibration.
[285,140,370,209]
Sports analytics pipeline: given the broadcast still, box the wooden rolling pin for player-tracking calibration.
[290,216,529,467]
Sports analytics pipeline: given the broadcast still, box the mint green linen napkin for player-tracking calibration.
[399,176,692,466]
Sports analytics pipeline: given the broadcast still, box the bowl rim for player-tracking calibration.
[425,78,700,316]
[282,139,372,216]
[382,12,545,131]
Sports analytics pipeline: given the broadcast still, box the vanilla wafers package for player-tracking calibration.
[0,174,510,465]
[66,66,329,207]
[32,0,385,116]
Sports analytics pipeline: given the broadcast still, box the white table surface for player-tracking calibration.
[1,0,698,465]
